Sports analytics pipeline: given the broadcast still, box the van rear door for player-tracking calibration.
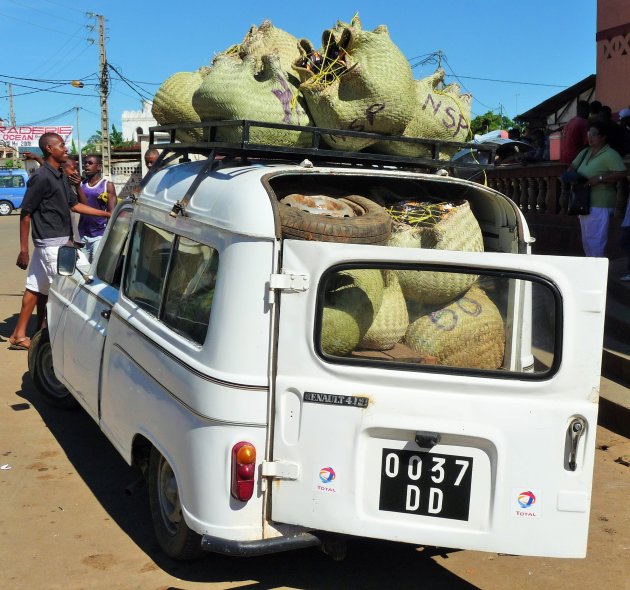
[269,239,607,558]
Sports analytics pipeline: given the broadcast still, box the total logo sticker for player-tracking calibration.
[512,488,540,518]
[316,466,338,493]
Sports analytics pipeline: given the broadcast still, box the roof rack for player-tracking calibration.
[144,120,496,217]
[148,120,495,170]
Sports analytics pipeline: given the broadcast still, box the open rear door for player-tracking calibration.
[269,240,607,558]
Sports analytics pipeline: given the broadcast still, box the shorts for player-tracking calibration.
[25,245,60,296]
[81,234,103,263]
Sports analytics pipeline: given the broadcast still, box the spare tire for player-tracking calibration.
[278,194,392,244]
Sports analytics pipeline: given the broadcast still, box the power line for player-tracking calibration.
[21,107,77,126]
[108,64,153,102]
[0,82,96,99]
[448,74,568,88]
[0,73,99,84]
[25,22,90,78]
[0,9,83,38]
[7,0,86,27]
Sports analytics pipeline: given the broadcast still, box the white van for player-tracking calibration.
[29,121,608,561]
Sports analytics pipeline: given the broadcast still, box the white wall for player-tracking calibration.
[122,100,157,142]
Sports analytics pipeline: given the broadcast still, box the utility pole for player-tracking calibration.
[75,106,83,172]
[9,83,15,127]
[90,13,111,177]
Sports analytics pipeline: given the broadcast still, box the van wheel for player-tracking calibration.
[148,447,203,560]
[0,201,13,216]
[278,194,392,245]
[28,329,77,409]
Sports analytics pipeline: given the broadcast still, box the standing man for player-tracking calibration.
[78,154,117,261]
[8,133,111,350]
[560,100,590,164]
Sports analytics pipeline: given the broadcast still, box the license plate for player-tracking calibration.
[379,448,473,521]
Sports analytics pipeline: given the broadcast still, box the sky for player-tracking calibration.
[0,0,597,144]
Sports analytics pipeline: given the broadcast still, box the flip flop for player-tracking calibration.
[8,336,30,351]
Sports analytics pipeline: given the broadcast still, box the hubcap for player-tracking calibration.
[280,194,357,218]
[157,457,182,535]
[0,203,11,215]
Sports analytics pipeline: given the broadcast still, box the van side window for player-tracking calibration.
[124,222,174,316]
[123,223,218,344]
[162,238,218,344]
[96,209,132,287]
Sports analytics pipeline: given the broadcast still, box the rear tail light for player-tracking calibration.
[231,442,256,501]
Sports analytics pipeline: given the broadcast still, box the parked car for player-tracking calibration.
[0,169,29,215]
[29,121,607,562]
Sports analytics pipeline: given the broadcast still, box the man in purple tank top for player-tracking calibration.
[78,154,117,261]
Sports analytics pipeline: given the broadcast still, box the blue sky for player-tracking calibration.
[0,0,597,142]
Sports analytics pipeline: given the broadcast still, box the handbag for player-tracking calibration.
[567,183,591,215]
[565,149,591,216]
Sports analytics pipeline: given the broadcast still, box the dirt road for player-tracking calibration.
[1,213,630,589]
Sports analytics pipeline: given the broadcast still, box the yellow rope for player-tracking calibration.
[387,201,453,227]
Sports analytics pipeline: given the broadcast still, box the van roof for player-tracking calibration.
[140,158,520,242]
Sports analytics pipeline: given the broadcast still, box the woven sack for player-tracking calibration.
[321,269,384,356]
[405,285,505,370]
[236,20,302,86]
[192,53,313,147]
[373,68,472,158]
[295,15,415,152]
[388,201,483,305]
[359,271,409,351]
[152,70,207,142]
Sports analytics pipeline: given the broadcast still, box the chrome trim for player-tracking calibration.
[112,344,267,427]
[113,311,269,392]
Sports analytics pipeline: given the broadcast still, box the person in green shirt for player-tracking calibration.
[568,121,627,257]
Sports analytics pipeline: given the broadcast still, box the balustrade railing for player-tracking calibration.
[483,159,629,217]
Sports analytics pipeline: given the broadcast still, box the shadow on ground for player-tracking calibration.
[14,370,478,590]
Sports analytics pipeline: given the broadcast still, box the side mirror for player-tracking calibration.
[57,246,77,276]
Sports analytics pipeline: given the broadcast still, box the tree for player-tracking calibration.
[111,124,124,147]
[81,125,135,155]
[82,130,102,156]
[470,111,516,136]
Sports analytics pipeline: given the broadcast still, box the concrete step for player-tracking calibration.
[599,375,630,438]
[602,258,629,385]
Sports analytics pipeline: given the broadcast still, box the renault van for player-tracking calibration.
[29,121,608,562]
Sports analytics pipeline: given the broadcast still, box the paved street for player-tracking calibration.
[1,213,630,590]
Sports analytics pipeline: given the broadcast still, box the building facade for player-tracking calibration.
[121,100,157,142]
[597,0,630,113]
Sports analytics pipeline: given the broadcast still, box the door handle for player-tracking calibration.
[567,417,586,471]
[101,309,111,320]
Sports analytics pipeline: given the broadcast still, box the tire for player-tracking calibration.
[148,447,203,560]
[28,329,78,409]
[0,201,13,216]
[278,194,392,245]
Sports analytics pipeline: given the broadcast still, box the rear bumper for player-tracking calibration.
[201,532,321,557]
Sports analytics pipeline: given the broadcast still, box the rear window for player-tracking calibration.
[0,175,25,188]
[315,264,560,378]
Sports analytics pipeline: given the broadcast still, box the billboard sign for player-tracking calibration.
[0,125,74,149]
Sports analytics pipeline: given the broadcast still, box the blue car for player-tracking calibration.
[0,169,29,215]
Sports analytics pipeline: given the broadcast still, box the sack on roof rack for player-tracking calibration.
[237,20,302,86]
[373,69,472,159]
[294,15,416,152]
[152,70,207,143]
[192,54,313,147]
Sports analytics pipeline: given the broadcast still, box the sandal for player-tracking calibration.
[8,336,30,351]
